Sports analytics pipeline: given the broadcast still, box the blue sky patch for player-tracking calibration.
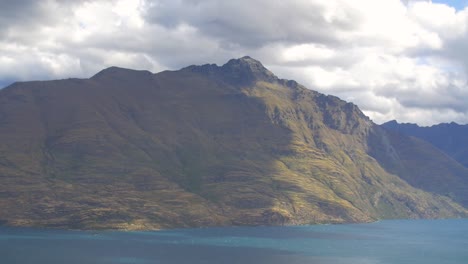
[433,0,468,10]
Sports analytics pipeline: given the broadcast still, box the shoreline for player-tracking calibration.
[2,217,468,232]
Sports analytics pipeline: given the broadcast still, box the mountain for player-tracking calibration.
[382,120,468,168]
[0,57,466,230]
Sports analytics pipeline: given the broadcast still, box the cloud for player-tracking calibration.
[0,0,46,33]
[143,0,361,48]
[0,0,468,125]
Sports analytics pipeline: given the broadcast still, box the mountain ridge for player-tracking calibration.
[0,57,466,230]
[382,120,468,168]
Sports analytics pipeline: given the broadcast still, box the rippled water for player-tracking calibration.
[1,219,468,264]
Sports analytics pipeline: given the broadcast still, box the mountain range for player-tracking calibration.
[382,120,468,168]
[0,56,467,230]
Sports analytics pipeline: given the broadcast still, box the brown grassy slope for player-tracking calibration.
[0,57,466,230]
[238,80,466,220]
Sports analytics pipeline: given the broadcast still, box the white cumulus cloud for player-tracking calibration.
[0,0,468,125]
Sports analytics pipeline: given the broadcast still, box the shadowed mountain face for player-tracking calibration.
[0,57,467,230]
[382,120,468,168]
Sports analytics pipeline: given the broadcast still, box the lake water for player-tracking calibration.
[1,219,467,264]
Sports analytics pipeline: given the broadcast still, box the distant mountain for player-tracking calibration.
[0,57,466,230]
[382,120,468,168]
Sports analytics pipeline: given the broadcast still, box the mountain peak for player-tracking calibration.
[91,66,152,80]
[223,56,274,75]
[230,56,263,66]
[181,56,278,85]
[220,56,277,85]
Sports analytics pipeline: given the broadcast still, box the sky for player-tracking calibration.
[1,0,468,125]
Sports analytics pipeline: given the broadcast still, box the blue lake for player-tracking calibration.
[1,219,468,264]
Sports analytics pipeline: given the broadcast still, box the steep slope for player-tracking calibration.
[0,57,466,230]
[382,120,468,167]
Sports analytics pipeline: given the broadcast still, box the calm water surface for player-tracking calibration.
[1,219,468,264]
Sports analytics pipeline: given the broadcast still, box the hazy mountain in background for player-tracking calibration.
[0,57,466,230]
[382,120,468,168]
